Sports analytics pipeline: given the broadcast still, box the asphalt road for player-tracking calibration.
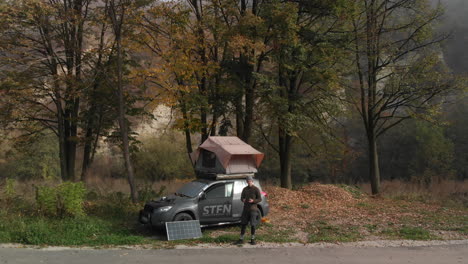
[0,244,466,264]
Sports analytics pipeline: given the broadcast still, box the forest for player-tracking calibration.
[0,0,467,203]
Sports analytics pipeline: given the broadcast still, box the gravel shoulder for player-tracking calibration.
[0,239,467,250]
[0,240,467,264]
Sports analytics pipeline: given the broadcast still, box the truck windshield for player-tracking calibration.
[175,180,208,198]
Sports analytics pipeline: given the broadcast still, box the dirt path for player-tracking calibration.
[0,240,466,264]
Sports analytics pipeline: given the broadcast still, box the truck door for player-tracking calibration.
[198,182,234,224]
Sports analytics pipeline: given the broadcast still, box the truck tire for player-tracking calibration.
[173,212,193,221]
[258,206,264,218]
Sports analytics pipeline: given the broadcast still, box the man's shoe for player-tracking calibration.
[234,239,244,245]
[250,239,256,245]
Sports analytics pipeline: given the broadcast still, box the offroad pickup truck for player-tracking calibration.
[139,178,269,228]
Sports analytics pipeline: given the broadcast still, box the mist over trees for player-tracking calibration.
[0,0,466,194]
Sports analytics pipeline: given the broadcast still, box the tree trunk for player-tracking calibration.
[200,77,208,143]
[242,83,254,144]
[64,108,74,180]
[279,127,293,189]
[235,94,244,137]
[181,99,193,160]
[57,97,69,181]
[90,111,104,164]
[81,123,93,182]
[81,14,107,182]
[67,101,79,182]
[367,131,380,195]
[210,76,220,137]
[110,1,138,203]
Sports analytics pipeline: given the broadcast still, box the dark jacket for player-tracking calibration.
[241,185,262,211]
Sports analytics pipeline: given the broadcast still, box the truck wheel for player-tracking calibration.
[258,207,264,218]
[173,212,193,221]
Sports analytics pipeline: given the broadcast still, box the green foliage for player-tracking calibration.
[381,226,438,240]
[409,121,455,183]
[58,182,87,217]
[0,216,145,246]
[138,185,166,203]
[198,233,239,244]
[336,184,364,199]
[257,225,297,243]
[35,185,57,216]
[364,224,378,233]
[133,135,194,182]
[0,133,60,180]
[399,226,435,240]
[35,182,86,217]
[379,119,455,184]
[446,96,468,180]
[4,178,15,199]
[86,190,99,201]
[307,221,361,243]
[85,191,141,220]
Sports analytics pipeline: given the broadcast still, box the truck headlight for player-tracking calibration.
[156,206,172,212]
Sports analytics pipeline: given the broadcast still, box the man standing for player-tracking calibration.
[236,175,262,245]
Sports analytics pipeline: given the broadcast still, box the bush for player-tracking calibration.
[36,185,57,216]
[1,178,17,209]
[133,135,194,182]
[58,182,87,216]
[85,191,141,220]
[138,185,166,203]
[4,178,15,199]
[0,133,60,180]
[35,182,86,217]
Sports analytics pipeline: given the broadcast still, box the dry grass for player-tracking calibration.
[263,181,467,242]
[357,179,468,204]
[0,176,190,201]
[84,176,189,197]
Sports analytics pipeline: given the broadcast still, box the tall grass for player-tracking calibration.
[358,179,468,206]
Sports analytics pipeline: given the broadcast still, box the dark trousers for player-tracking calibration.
[241,224,256,237]
[240,209,259,238]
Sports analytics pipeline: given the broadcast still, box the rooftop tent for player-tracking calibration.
[191,136,264,175]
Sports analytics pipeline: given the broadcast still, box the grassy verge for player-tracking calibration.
[0,181,466,247]
[0,215,148,246]
[306,221,361,243]
[380,226,438,240]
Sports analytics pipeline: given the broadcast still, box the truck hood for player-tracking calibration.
[144,194,191,210]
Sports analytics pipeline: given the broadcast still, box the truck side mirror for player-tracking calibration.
[199,192,206,201]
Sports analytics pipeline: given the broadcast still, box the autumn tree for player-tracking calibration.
[0,0,146,188]
[80,0,115,181]
[0,0,92,181]
[107,0,139,202]
[348,0,453,194]
[255,0,347,189]
[139,1,284,156]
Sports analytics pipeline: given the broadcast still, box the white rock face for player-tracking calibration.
[134,105,174,137]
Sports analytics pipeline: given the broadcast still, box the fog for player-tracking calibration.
[438,0,468,74]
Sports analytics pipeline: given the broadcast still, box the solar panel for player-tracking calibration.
[166,220,203,241]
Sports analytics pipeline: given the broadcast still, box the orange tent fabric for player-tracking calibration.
[191,136,264,169]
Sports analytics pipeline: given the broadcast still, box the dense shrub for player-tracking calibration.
[35,185,57,216]
[4,178,15,199]
[133,135,194,182]
[0,133,60,180]
[35,182,86,217]
[138,185,166,202]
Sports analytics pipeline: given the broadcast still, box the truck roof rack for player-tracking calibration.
[196,172,255,180]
